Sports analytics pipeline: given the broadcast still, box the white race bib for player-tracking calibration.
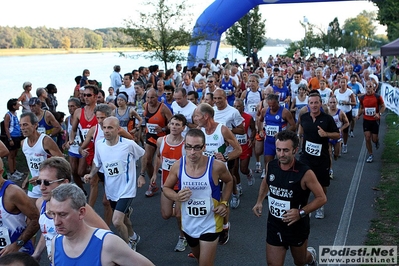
[365,107,376,116]
[37,127,46,134]
[305,141,322,156]
[224,89,231,96]
[268,196,290,218]
[236,134,248,145]
[146,123,157,134]
[104,161,124,177]
[185,198,210,217]
[0,227,11,249]
[248,103,257,113]
[162,158,176,172]
[279,101,286,108]
[28,155,45,172]
[81,128,89,140]
[265,125,279,137]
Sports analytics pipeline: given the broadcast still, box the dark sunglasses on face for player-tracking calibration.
[36,178,65,186]
[83,93,93,97]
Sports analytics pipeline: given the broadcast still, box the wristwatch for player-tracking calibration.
[223,155,229,162]
[16,239,25,246]
[299,209,306,219]
[220,201,229,207]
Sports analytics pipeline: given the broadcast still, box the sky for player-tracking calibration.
[0,0,385,41]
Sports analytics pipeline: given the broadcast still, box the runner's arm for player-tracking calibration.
[301,169,327,215]
[151,138,163,184]
[43,136,63,157]
[220,126,242,161]
[69,108,80,144]
[162,160,181,202]
[283,108,296,132]
[46,112,62,136]
[252,164,270,217]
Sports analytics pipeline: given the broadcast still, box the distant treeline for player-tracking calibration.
[0,26,130,49]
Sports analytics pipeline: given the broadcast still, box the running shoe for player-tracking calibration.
[307,246,318,266]
[10,172,23,181]
[366,154,374,163]
[329,169,334,180]
[236,183,243,196]
[247,170,255,186]
[261,169,266,179]
[13,170,25,177]
[174,237,187,252]
[315,206,324,219]
[145,183,159,197]
[129,234,141,251]
[375,140,380,150]
[230,193,240,209]
[219,223,230,245]
[350,131,354,138]
[254,162,261,173]
[342,144,347,154]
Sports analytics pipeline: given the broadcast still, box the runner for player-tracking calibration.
[252,130,326,266]
[356,80,386,163]
[150,114,187,252]
[171,88,197,137]
[32,157,109,263]
[84,117,145,251]
[0,158,39,256]
[141,88,173,197]
[163,128,233,266]
[49,184,154,266]
[298,92,340,219]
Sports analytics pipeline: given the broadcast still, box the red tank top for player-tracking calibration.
[160,136,184,190]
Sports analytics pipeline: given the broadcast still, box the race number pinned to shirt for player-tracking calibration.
[268,196,290,219]
[305,141,322,156]
[146,123,158,134]
[248,103,257,113]
[185,198,210,218]
[27,155,45,172]
[37,127,46,134]
[81,128,89,140]
[162,158,176,171]
[235,134,248,145]
[104,161,124,177]
[279,102,286,108]
[365,107,376,116]
[266,125,279,137]
[0,227,11,249]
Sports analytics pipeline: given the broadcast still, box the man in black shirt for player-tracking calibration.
[253,130,326,266]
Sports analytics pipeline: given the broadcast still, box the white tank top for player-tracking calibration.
[67,116,80,154]
[39,200,56,257]
[201,124,225,158]
[179,156,222,238]
[244,90,262,119]
[22,134,50,198]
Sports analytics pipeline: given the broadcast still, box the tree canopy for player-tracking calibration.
[225,6,266,57]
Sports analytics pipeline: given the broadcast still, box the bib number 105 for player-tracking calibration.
[186,206,207,216]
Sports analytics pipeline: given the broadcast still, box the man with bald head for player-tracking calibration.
[84,117,145,251]
[141,88,173,197]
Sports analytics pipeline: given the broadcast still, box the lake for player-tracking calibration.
[0,46,291,117]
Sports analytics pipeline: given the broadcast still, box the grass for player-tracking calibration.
[365,111,399,254]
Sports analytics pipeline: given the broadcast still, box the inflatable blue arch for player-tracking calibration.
[188,0,357,67]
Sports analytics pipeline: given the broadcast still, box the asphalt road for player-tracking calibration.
[38,115,387,266]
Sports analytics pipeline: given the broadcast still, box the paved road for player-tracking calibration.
[39,115,386,266]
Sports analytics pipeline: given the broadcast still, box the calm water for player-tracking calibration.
[0,46,290,117]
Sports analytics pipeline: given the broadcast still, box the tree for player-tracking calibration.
[370,0,399,40]
[122,0,201,70]
[342,11,377,52]
[14,30,32,48]
[225,6,266,57]
[61,36,71,50]
[86,32,103,50]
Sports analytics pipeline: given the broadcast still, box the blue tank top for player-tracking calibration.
[221,77,235,105]
[38,110,53,135]
[7,112,21,137]
[264,106,286,143]
[54,228,111,266]
[0,181,34,254]
[115,107,131,130]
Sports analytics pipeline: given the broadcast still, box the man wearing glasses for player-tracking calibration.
[32,157,109,263]
[67,84,99,204]
[163,128,233,265]
[0,158,39,256]
[20,112,63,204]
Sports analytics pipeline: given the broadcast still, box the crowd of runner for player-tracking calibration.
[0,49,390,265]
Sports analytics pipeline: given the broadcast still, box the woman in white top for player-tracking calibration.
[18,82,33,113]
[333,78,356,154]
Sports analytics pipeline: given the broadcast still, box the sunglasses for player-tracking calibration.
[207,81,214,83]
[83,93,93,97]
[36,178,65,186]
[184,145,204,151]
[165,92,173,95]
